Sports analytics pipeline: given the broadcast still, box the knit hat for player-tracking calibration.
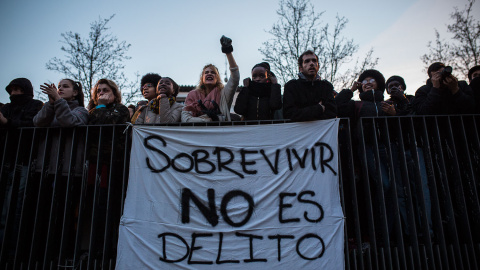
[140,73,161,93]
[252,62,271,72]
[386,75,406,90]
[5,78,34,97]
[468,65,480,82]
[358,69,385,92]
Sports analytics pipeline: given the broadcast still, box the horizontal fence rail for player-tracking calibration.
[0,116,479,269]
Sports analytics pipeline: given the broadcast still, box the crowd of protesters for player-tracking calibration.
[1,34,480,265]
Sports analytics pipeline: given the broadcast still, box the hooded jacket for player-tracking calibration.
[1,95,43,128]
[283,73,337,121]
[412,79,475,115]
[33,99,88,127]
[234,80,282,120]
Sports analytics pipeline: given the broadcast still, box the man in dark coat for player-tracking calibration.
[384,75,414,116]
[468,65,480,114]
[413,62,474,115]
[0,78,43,127]
[283,50,337,121]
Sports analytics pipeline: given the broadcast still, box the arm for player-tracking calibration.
[449,81,475,114]
[7,100,43,127]
[412,85,443,115]
[33,101,55,127]
[181,110,211,122]
[269,83,283,110]
[159,99,183,123]
[282,81,329,121]
[53,99,88,127]
[233,86,249,116]
[221,53,240,113]
[133,106,146,124]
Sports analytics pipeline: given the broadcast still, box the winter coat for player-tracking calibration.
[336,89,387,145]
[87,103,130,164]
[134,98,183,124]
[412,79,475,115]
[33,99,88,127]
[33,99,88,176]
[283,75,337,121]
[469,77,480,114]
[182,67,240,122]
[384,95,415,116]
[234,81,282,120]
[0,94,43,128]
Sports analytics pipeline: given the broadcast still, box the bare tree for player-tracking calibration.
[259,0,378,89]
[46,15,138,103]
[421,0,480,79]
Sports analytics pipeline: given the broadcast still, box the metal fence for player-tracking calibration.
[0,116,479,269]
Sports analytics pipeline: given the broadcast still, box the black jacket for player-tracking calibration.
[469,77,480,114]
[283,76,337,121]
[234,81,282,120]
[412,79,475,115]
[1,94,43,127]
[336,89,387,119]
[88,103,130,125]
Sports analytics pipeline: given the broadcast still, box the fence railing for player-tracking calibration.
[0,116,479,269]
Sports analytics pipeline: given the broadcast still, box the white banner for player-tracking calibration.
[116,119,344,269]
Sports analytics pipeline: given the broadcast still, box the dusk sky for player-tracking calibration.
[0,0,476,104]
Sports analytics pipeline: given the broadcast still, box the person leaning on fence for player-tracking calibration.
[131,73,161,123]
[1,78,43,128]
[282,50,337,121]
[468,65,480,114]
[234,62,282,120]
[85,78,129,260]
[132,77,183,124]
[412,62,475,115]
[182,35,240,122]
[33,79,88,175]
[383,75,414,116]
[0,78,43,251]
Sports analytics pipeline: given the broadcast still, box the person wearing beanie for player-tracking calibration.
[283,50,337,121]
[234,62,282,120]
[1,78,43,127]
[413,62,474,115]
[336,69,387,119]
[384,75,414,116]
[133,77,183,124]
[468,65,480,114]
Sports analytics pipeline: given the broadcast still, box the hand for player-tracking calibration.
[243,78,250,87]
[40,83,60,102]
[389,89,406,101]
[381,101,396,116]
[443,75,459,95]
[157,93,167,99]
[220,35,233,54]
[269,74,278,84]
[319,100,325,113]
[0,112,7,125]
[350,81,362,92]
[97,93,111,105]
[431,71,442,88]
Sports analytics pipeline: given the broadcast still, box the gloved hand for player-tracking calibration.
[198,100,221,121]
[220,35,233,54]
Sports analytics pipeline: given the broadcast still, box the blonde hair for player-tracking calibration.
[91,79,122,105]
[198,64,224,92]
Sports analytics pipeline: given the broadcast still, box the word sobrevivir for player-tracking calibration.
[144,135,337,179]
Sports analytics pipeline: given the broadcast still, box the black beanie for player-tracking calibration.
[5,78,34,97]
[386,75,406,90]
[140,73,161,92]
[468,65,480,82]
[358,69,385,92]
[252,62,271,72]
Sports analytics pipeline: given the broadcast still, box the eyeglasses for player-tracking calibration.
[143,83,154,89]
[362,78,376,84]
